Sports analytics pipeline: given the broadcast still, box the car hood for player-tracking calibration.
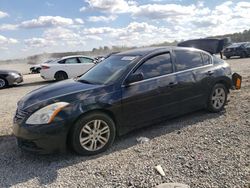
[18,79,103,110]
[0,70,20,74]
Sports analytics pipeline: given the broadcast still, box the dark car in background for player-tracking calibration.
[13,45,241,155]
[223,42,250,59]
[0,70,23,89]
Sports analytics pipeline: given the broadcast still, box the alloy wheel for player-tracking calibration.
[0,78,6,88]
[79,120,110,151]
[211,88,226,109]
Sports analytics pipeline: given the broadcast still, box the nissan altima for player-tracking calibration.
[13,46,241,155]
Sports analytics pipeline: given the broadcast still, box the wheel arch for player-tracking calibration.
[214,78,231,93]
[66,108,119,147]
[0,76,9,87]
[54,70,68,79]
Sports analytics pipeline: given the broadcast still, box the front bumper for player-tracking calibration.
[13,121,68,154]
[7,75,23,85]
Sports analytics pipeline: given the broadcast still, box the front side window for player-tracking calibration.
[65,58,78,64]
[135,53,173,79]
[78,57,93,64]
[175,50,203,71]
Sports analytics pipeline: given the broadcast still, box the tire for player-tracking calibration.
[0,77,8,89]
[69,112,116,155]
[240,52,247,58]
[207,83,228,112]
[55,71,68,81]
[225,56,230,59]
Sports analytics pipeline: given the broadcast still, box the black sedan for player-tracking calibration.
[13,46,241,155]
[223,42,250,59]
[0,70,23,89]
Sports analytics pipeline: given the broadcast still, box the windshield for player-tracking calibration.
[79,55,138,85]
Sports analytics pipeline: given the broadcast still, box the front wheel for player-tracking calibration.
[207,83,228,112]
[69,112,116,155]
[0,78,7,89]
[55,71,68,81]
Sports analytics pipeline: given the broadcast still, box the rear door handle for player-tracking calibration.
[206,71,214,76]
[168,82,178,88]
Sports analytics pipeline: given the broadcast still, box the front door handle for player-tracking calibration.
[168,82,178,88]
[206,71,214,76]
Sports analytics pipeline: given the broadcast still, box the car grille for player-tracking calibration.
[14,109,29,124]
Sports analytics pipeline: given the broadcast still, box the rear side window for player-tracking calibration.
[135,53,172,79]
[175,50,203,71]
[202,53,212,65]
[78,57,94,64]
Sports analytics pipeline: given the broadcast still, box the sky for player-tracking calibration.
[0,0,250,60]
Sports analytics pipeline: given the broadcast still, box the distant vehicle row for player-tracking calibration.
[223,42,250,59]
[40,56,95,81]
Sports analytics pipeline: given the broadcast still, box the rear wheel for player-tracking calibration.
[69,112,116,155]
[207,83,228,112]
[55,71,68,81]
[0,78,7,89]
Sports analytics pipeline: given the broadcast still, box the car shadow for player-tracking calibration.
[0,109,225,187]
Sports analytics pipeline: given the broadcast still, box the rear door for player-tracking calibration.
[173,49,210,112]
[63,58,80,78]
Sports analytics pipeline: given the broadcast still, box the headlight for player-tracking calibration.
[10,72,20,78]
[26,102,69,125]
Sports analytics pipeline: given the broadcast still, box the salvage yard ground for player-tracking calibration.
[0,58,249,187]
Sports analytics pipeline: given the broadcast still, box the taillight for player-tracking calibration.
[41,65,50,69]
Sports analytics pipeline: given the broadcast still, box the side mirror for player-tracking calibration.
[125,73,144,85]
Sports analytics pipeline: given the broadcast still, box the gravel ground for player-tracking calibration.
[0,58,249,188]
[0,74,51,136]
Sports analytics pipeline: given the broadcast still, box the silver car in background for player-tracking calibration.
[0,70,23,89]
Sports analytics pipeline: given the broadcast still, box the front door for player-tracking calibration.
[121,52,177,130]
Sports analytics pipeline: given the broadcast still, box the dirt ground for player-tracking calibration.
[0,57,249,188]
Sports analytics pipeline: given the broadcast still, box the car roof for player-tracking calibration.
[228,42,247,48]
[115,46,205,56]
[60,55,93,60]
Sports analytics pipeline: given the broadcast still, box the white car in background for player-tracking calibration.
[40,56,95,81]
